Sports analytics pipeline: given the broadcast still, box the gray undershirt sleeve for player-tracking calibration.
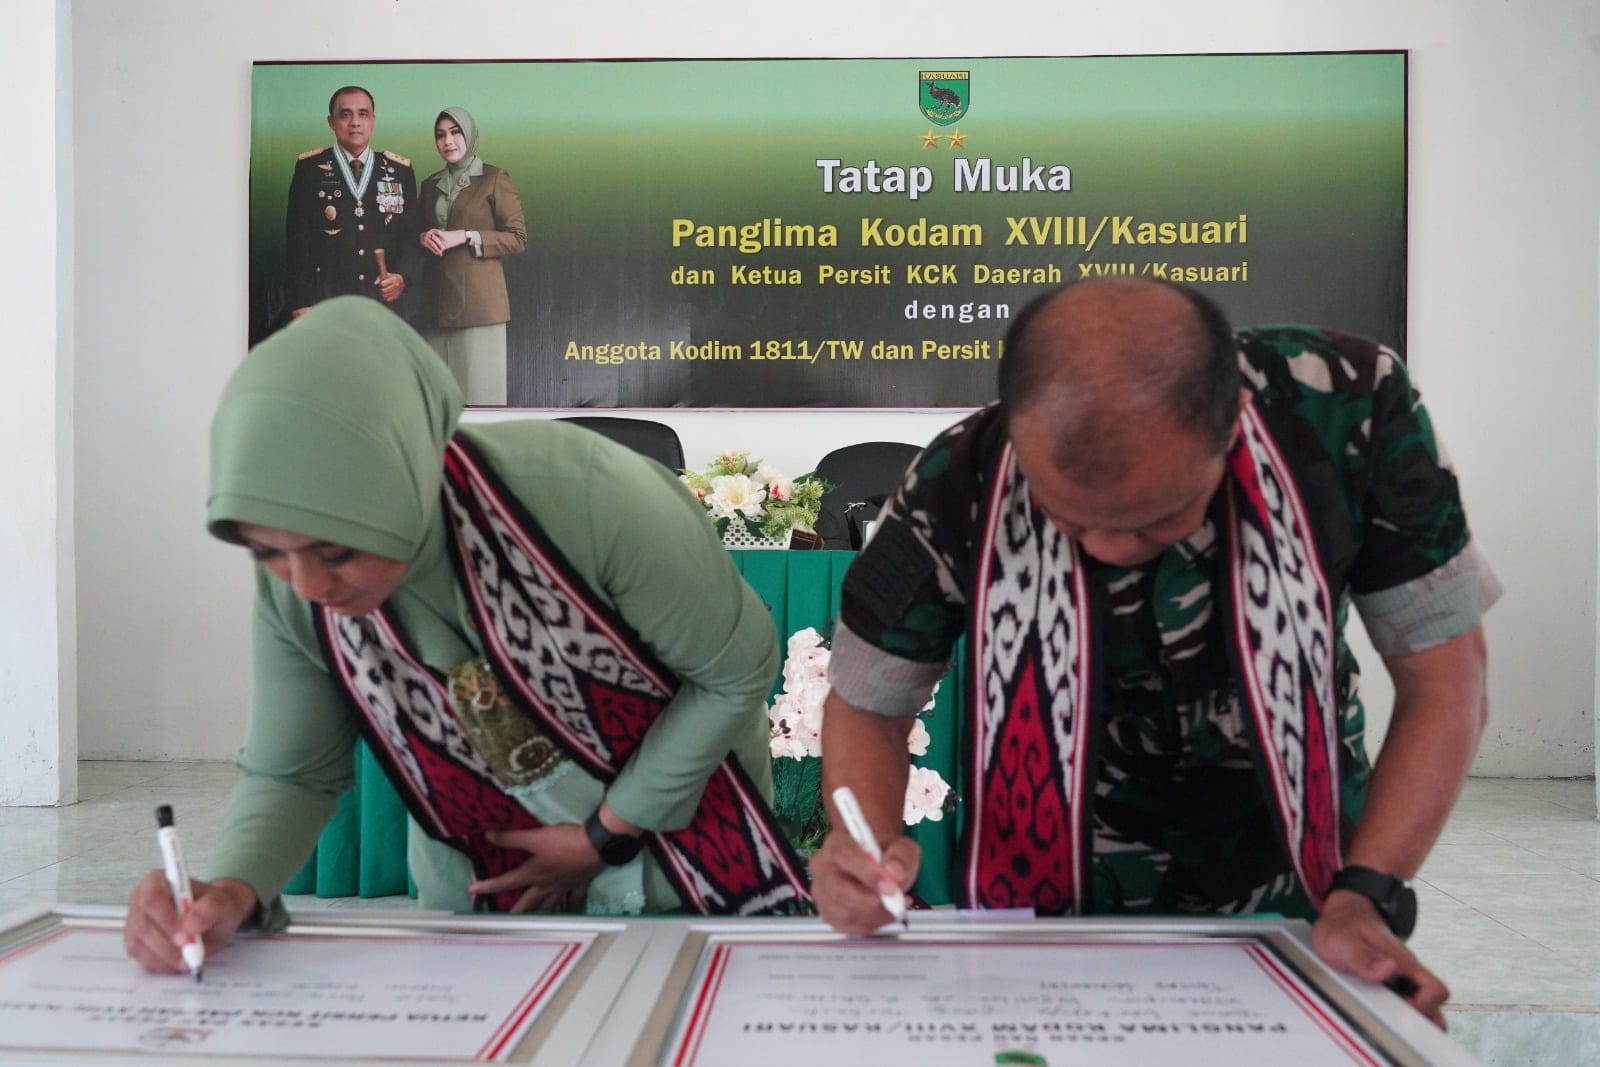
[827,619,950,717]
[1353,539,1503,657]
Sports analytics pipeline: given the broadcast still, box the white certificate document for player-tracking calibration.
[0,926,588,1061]
[665,938,1389,1066]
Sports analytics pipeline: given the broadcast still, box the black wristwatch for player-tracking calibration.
[583,808,644,866]
[1329,865,1417,940]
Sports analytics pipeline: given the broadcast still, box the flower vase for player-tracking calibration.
[722,523,792,550]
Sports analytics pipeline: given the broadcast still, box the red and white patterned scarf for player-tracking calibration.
[317,435,812,916]
[966,399,1342,913]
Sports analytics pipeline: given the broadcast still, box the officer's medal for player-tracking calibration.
[335,149,374,219]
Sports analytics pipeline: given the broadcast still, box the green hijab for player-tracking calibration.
[207,297,463,562]
[433,106,483,203]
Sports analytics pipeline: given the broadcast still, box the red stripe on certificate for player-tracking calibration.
[672,943,733,1067]
[0,926,71,966]
[476,940,586,1061]
[1247,944,1385,1065]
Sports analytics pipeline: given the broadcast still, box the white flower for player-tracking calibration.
[770,732,808,761]
[786,627,826,656]
[780,671,810,696]
[767,692,809,760]
[766,627,834,760]
[906,719,930,757]
[706,473,767,520]
[780,629,829,688]
[921,679,941,714]
[783,649,830,690]
[755,463,783,486]
[791,698,824,758]
[795,679,831,720]
[768,690,795,727]
[797,642,830,667]
[903,766,951,826]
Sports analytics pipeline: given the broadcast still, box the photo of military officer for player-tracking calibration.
[285,86,420,319]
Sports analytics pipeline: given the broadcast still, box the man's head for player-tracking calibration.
[997,278,1242,567]
[326,86,376,158]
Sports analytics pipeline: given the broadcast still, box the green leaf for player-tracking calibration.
[771,755,827,853]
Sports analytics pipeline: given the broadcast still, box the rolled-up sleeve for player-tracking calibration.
[1345,347,1502,654]
[827,618,949,718]
[830,417,981,716]
[1354,539,1503,657]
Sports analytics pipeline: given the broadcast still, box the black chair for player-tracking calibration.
[558,416,686,472]
[813,441,923,550]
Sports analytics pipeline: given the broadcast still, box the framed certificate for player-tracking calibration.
[0,904,647,1065]
[0,910,1478,1065]
[624,918,1478,1067]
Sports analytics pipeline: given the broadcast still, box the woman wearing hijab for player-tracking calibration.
[123,299,809,974]
[417,106,527,406]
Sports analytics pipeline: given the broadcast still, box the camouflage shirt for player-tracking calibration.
[833,326,1493,919]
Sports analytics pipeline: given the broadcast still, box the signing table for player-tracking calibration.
[283,550,968,905]
[0,907,1477,1066]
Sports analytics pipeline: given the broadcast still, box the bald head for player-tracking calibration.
[998,279,1239,485]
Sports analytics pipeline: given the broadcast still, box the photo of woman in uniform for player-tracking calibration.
[417,106,528,406]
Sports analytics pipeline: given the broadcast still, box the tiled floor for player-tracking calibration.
[2,763,1597,1063]
[0,762,414,921]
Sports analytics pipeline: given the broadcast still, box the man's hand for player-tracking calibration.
[1312,890,1449,1028]
[812,830,920,936]
[124,871,257,975]
[468,825,606,913]
[376,272,406,303]
[816,689,918,935]
[1317,625,1485,1027]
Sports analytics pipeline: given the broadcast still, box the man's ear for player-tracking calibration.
[326,114,338,135]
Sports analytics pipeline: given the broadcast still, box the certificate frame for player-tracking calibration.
[0,904,650,1067]
[616,917,1479,1067]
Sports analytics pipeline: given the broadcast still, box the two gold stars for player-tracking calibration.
[921,128,967,149]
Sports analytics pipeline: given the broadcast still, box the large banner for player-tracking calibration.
[249,55,1406,407]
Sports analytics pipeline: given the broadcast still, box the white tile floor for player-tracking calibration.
[2,763,1597,1063]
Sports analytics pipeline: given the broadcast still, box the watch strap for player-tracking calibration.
[584,808,643,866]
[1329,864,1418,939]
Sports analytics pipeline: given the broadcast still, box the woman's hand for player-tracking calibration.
[419,228,468,256]
[124,871,257,974]
[468,825,608,913]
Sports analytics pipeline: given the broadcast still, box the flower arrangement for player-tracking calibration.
[680,451,830,543]
[767,627,954,852]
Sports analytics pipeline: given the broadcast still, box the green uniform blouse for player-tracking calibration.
[206,419,778,916]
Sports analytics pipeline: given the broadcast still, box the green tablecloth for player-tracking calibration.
[284,549,964,906]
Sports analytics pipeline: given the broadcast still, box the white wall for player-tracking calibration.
[64,0,1598,776]
[0,0,77,805]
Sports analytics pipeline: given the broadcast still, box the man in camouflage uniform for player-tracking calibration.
[814,278,1495,1028]
[285,86,419,319]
